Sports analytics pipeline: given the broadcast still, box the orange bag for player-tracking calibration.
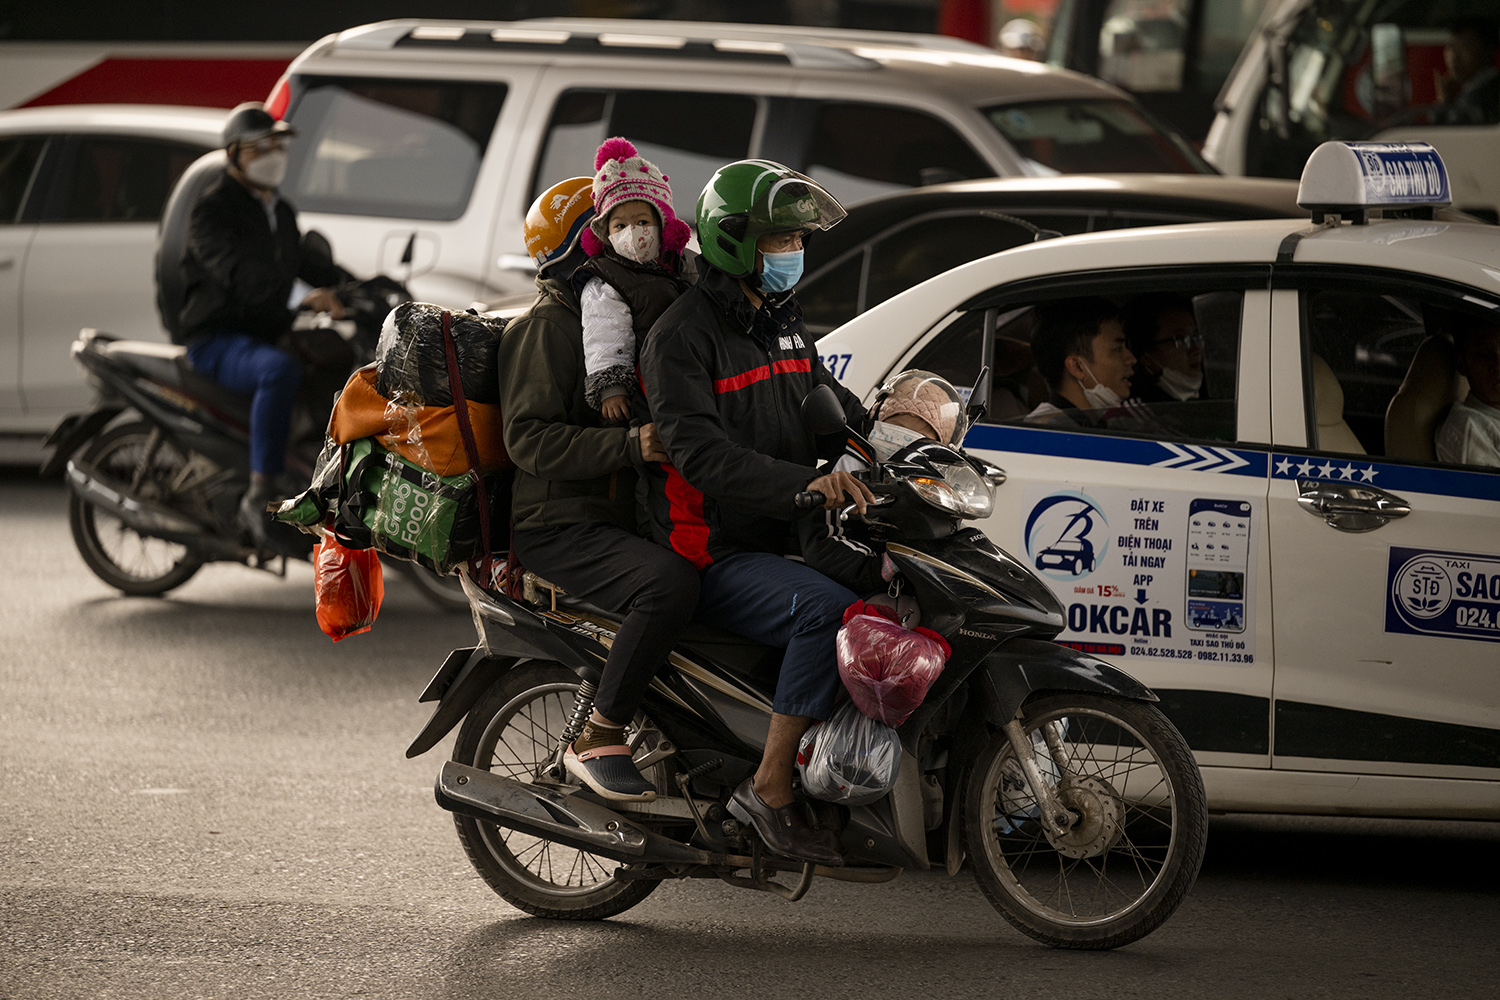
[327,366,509,477]
[313,532,385,641]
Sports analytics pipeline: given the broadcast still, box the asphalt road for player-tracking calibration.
[2,470,1497,1000]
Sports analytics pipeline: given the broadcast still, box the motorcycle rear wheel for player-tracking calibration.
[963,693,1208,950]
[451,661,662,920]
[68,422,206,595]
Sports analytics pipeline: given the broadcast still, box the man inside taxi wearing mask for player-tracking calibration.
[1122,293,1204,404]
[1026,296,1135,426]
[172,101,347,551]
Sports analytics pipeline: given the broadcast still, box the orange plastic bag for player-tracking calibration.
[313,532,385,641]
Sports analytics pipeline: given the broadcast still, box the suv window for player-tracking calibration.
[801,102,993,205]
[45,136,203,223]
[909,284,1243,440]
[0,136,46,223]
[532,89,757,211]
[1301,286,1499,470]
[283,76,508,221]
[984,99,1211,174]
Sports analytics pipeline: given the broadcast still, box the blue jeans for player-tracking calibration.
[186,331,301,478]
[696,552,855,719]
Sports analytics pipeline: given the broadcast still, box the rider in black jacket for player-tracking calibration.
[172,102,346,548]
[639,160,872,866]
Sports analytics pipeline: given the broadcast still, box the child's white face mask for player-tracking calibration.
[609,223,661,265]
[867,420,929,462]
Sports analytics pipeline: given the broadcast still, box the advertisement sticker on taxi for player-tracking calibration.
[1022,487,1257,665]
[1387,547,1500,644]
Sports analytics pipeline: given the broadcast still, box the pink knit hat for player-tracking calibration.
[581,137,693,259]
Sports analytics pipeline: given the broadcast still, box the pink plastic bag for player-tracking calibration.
[836,599,951,727]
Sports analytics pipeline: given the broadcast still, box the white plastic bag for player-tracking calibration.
[796,701,901,806]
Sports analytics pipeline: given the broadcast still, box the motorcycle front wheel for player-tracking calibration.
[450,660,663,920]
[963,693,1208,950]
[68,421,206,595]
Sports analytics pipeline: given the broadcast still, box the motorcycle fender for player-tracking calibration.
[975,637,1157,725]
[38,407,123,478]
[405,647,520,759]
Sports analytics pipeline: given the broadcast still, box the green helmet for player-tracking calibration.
[696,159,847,277]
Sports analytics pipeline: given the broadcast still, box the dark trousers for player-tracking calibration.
[696,552,854,719]
[186,331,301,478]
[512,522,700,724]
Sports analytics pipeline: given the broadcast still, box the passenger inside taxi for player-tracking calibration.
[1121,293,1204,404]
[1435,314,1500,466]
[1024,296,1136,427]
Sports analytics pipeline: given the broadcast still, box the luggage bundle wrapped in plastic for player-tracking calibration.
[274,305,511,577]
[836,599,951,728]
[796,701,902,806]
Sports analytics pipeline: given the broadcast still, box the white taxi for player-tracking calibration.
[819,142,1500,820]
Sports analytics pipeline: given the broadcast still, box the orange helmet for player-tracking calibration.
[524,176,595,273]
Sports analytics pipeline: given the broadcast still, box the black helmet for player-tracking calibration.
[221,101,296,149]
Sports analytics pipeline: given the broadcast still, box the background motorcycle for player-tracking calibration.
[407,378,1209,950]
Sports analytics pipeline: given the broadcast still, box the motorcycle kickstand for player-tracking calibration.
[1002,714,1079,841]
[748,840,815,903]
[673,758,724,844]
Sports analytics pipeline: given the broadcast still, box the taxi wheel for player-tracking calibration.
[964,693,1208,950]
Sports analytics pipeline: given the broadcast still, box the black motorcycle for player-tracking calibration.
[36,270,469,609]
[406,378,1209,950]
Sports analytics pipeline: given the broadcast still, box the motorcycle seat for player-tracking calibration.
[99,339,254,425]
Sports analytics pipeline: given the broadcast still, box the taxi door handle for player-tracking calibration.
[1296,481,1411,533]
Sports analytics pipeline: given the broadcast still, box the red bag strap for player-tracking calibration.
[439,310,492,575]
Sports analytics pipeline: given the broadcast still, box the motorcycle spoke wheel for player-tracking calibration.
[451,662,661,920]
[964,693,1207,950]
[68,423,205,595]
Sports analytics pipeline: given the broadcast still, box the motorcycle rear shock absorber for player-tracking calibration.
[542,678,597,781]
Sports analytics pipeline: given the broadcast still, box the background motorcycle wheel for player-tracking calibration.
[963,693,1208,950]
[67,421,206,595]
[451,661,662,920]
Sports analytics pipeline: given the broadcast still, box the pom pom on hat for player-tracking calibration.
[595,136,638,172]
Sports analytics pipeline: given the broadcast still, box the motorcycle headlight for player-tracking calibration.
[909,461,994,519]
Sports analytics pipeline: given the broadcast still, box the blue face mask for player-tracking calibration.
[759,250,804,293]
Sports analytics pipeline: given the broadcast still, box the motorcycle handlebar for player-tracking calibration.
[794,490,826,510]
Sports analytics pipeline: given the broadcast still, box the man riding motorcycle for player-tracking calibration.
[637,159,874,865]
[166,101,348,549]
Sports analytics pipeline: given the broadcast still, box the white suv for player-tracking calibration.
[269,17,1213,310]
[0,104,223,438]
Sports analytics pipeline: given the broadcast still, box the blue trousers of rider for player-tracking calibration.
[695,552,854,719]
[186,331,302,478]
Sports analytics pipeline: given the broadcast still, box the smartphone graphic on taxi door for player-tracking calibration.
[1186,499,1250,633]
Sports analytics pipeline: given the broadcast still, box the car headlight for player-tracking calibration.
[909,461,994,518]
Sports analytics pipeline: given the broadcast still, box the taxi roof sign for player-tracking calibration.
[1297,142,1450,223]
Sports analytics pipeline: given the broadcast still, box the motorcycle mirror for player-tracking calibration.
[301,230,335,272]
[802,384,848,436]
[967,365,991,426]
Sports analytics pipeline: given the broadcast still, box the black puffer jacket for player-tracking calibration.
[638,266,867,569]
[174,173,343,344]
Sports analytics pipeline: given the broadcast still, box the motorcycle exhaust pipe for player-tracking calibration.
[436,761,717,867]
[65,459,243,558]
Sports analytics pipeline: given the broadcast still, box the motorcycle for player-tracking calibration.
[406,375,1209,950]
[37,265,465,610]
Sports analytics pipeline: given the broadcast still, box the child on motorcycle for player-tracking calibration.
[797,370,966,597]
[577,137,695,424]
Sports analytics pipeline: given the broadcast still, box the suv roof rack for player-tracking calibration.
[334,18,988,71]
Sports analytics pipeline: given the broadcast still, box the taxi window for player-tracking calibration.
[909,286,1244,441]
[1300,288,1500,470]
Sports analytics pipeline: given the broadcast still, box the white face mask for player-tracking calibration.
[608,223,661,265]
[867,420,929,462]
[1156,366,1203,401]
[242,149,288,189]
[1078,360,1124,410]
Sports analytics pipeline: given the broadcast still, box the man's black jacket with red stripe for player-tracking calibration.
[638,265,869,569]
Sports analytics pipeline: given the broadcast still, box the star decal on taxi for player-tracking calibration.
[1273,455,1377,482]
